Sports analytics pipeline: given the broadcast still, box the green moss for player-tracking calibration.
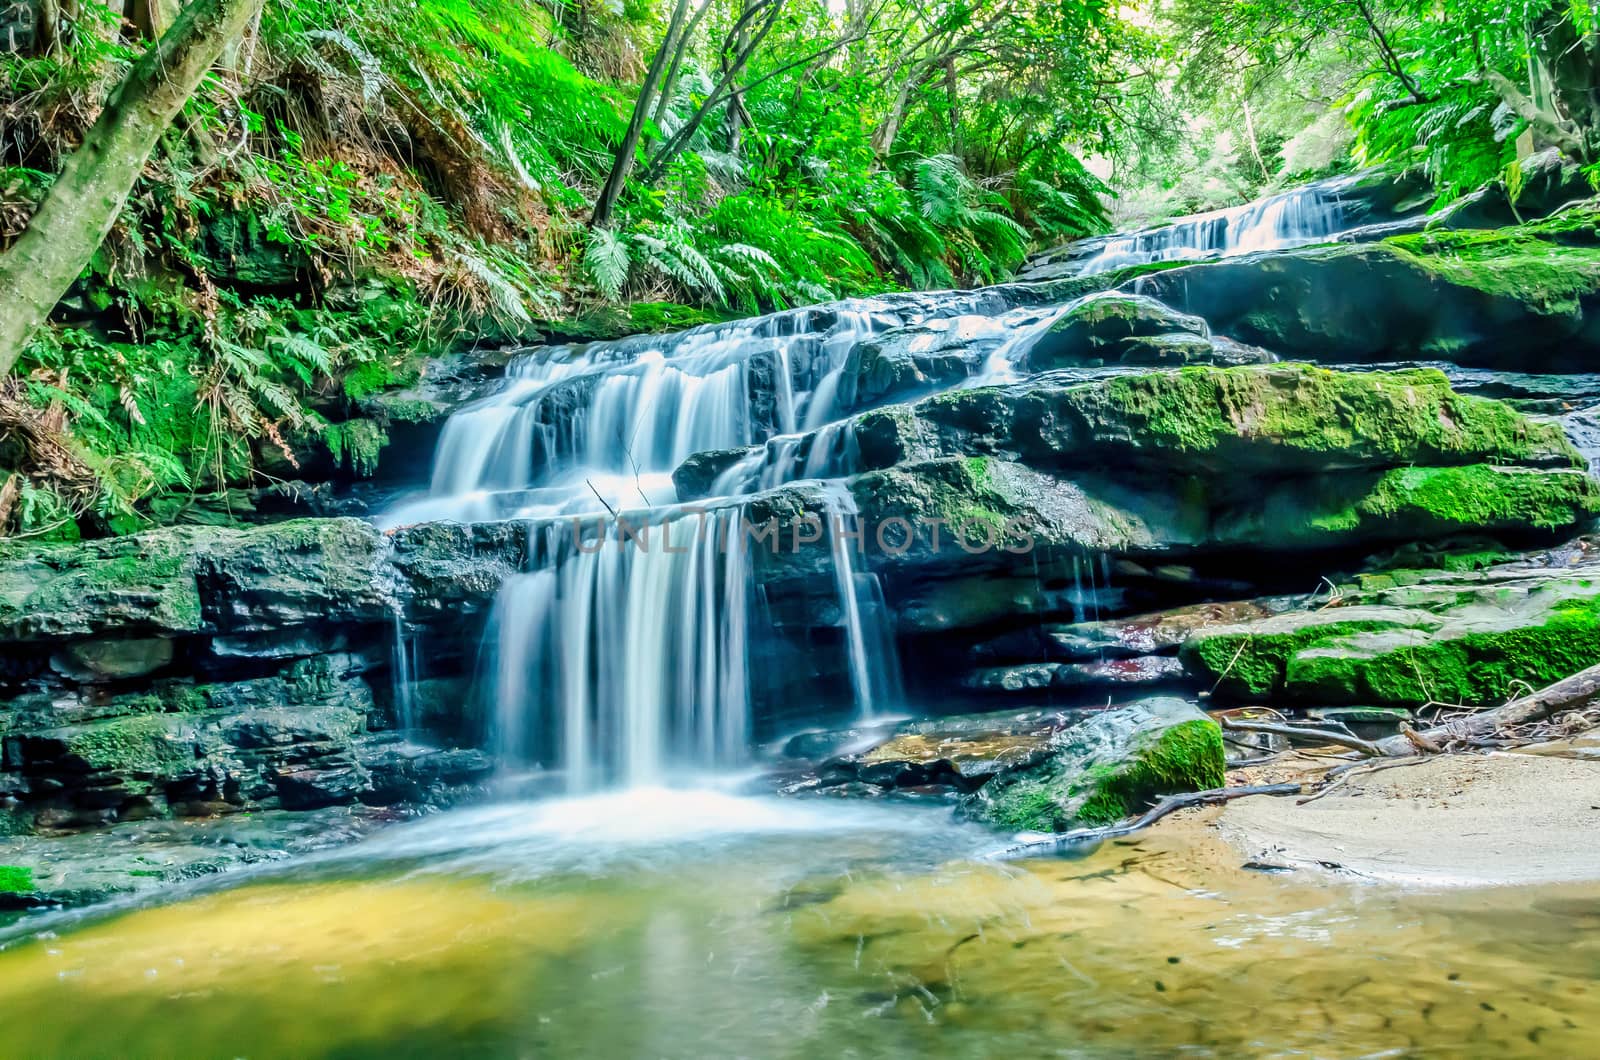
[1072,719,1225,826]
[1182,618,1415,698]
[325,419,390,477]
[972,707,1225,832]
[1095,365,1581,470]
[1311,465,1600,537]
[0,866,35,894]
[1290,596,1600,707]
[65,715,196,775]
[0,532,206,638]
[1387,221,1600,314]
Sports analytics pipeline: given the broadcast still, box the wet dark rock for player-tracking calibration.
[1132,236,1600,372]
[836,316,999,409]
[815,708,1076,793]
[673,446,757,501]
[1028,293,1208,369]
[961,656,1186,695]
[50,638,175,681]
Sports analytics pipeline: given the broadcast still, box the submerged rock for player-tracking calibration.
[961,698,1225,832]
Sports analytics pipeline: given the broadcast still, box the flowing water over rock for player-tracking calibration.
[1075,178,1351,274]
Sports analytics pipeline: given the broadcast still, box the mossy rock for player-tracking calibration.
[23,715,202,778]
[963,698,1225,832]
[1218,465,1600,551]
[1184,569,1600,707]
[1128,234,1600,370]
[0,518,389,643]
[1028,292,1207,369]
[851,364,1583,478]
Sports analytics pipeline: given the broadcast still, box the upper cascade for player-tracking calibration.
[380,291,1024,527]
[1071,177,1356,276]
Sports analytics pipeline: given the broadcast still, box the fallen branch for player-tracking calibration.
[1219,717,1383,757]
[986,783,1303,859]
[1374,663,1600,756]
[1296,755,1439,805]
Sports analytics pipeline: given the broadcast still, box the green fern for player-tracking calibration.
[585,227,632,301]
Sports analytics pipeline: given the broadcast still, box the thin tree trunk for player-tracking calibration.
[651,0,715,128]
[637,0,788,186]
[591,0,693,227]
[0,0,267,378]
[943,58,962,156]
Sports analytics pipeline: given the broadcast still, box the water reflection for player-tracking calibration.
[0,793,1594,1057]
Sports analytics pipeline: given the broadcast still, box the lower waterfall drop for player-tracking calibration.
[486,494,903,790]
[489,508,752,790]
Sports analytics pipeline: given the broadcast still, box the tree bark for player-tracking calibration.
[0,0,267,378]
[1374,663,1600,756]
[590,0,693,227]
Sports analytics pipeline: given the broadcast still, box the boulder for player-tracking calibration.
[814,708,1080,792]
[1130,226,1600,371]
[672,446,758,501]
[1027,293,1208,369]
[960,697,1225,831]
[0,518,390,642]
[852,365,1584,478]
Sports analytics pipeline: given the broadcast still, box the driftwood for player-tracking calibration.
[1374,663,1600,756]
[987,783,1303,859]
[1219,717,1384,757]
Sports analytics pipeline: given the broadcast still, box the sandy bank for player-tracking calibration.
[1203,752,1600,887]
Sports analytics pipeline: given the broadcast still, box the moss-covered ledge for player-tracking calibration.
[850,364,1584,477]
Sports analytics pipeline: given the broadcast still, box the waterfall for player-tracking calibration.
[485,496,899,790]
[489,509,752,789]
[1077,182,1348,275]
[382,307,894,528]
[709,421,863,497]
[822,485,902,717]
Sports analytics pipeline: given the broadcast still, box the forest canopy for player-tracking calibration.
[0,0,1596,536]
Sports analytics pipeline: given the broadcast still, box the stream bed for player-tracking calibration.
[0,787,1595,1057]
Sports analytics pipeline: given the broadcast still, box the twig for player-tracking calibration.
[986,783,1303,859]
[1374,663,1600,756]
[586,478,619,519]
[1219,717,1384,757]
[1296,755,1439,805]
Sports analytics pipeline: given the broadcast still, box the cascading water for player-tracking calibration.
[395,183,1347,791]
[1076,180,1350,275]
[488,508,753,789]
[389,302,940,791]
[383,308,892,528]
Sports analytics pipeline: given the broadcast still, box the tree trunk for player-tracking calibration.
[591,0,693,228]
[651,0,715,128]
[942,58,962,156]
[0,0,267,378]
